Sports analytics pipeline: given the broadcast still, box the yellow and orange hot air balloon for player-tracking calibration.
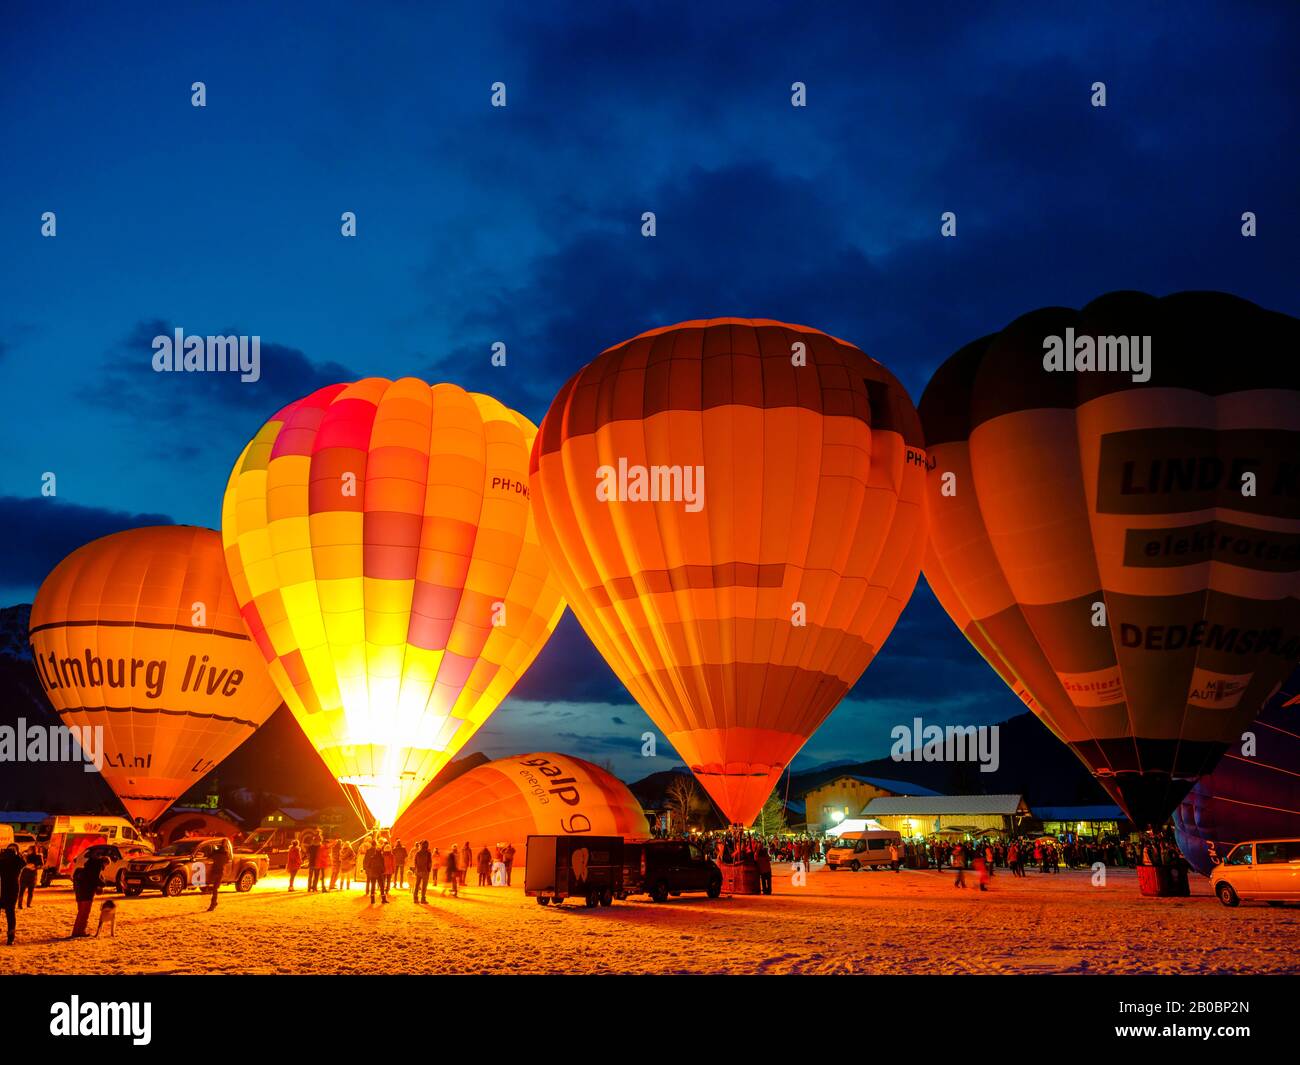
[529,318,927,827]
[920,291,1300,827]
[221,379,566,828]
[28,526,282,823]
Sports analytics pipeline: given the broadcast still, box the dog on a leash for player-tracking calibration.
[95,899,117,938]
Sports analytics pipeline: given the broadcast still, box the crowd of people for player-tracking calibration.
[285,832,521,905]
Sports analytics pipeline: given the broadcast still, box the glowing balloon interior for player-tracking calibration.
[222,379,566,827]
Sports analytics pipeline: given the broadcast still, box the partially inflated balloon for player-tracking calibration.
[921,292,1300,827]
[222,380,565,827]
[28,526,282,823]
[530,319,927,826]
[1174,670,1300,876]
[393,752,648,852]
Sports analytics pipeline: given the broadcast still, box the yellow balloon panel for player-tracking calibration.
[222,379,566,827]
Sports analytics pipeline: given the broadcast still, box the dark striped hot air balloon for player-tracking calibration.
[920,291,1300,828]
[529,318,927,828]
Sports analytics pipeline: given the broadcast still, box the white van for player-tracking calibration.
[37,814,154,884]
[1211,839,1300,907]
[826,829,903,872]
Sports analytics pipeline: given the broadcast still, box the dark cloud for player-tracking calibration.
[81,319,357,430]
[0,496,174,597]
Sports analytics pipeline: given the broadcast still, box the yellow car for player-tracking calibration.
[1211,839,1300,907]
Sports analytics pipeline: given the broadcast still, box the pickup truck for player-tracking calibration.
[122,836,268,897]
[525,836,722,906]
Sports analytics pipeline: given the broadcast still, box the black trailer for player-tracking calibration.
[525,834,625,907]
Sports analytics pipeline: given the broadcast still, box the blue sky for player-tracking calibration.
[2,1,1297,776]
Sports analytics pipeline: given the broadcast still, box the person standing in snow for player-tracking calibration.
[206,840,230,911]
[286,838,302,891]
[306,834,321,892]
[502,843,516,886]
[412,841,431,903]
[460,842,472,887]
[0,844,23,946]
[754,841,772,895]
[392,839,408,890]
[381,845,395,900]
[17,847,40,908]
[338,841,354,891]
[442,845,459,897]
[477,846,491,886]
[364,844,387,904]
[951,843,967,889]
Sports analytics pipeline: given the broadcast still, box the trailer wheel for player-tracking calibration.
[600,888,613,906]
[584,893,597,908]
[537,897,550,906]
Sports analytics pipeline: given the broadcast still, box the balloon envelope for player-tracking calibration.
[1174,669,1300,876]
[222,379,566,828]
[529,319,927,826]
[28,526,282,823]
[392,751,648,851]
[920,292,1300,827]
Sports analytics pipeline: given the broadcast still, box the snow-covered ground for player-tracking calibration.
[3,863,1296,975]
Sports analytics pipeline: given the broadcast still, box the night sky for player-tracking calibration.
[2,2,1297,777]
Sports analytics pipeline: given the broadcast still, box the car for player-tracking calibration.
[121,836,269,897]
[70,843,155,893]
[826,829,903,871]
[1211,839,1300,907]
[626,839,723,902]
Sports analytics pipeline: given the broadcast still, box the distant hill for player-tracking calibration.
[627,711,1112,824]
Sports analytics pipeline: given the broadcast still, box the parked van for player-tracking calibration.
[826,829,903,872]
[1211,839,1300,907]
[36,815,154,885]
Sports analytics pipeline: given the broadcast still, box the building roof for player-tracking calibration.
[1033,805,1125,822]
[805,774,940,797]
[862,794,1026,817]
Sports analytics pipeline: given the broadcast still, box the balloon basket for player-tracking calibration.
[1137,864,1190,897]
[720,862,762,895]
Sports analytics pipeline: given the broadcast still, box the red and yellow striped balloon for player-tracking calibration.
[529,319,927,827]
[221,379,566,827]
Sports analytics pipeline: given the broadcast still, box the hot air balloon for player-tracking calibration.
[392,751,648,855]
[28,526,282,823]
[529,319,927,827]
[221,379,566,829]
[1174,669,1300,876]
[920,291,1300,828]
